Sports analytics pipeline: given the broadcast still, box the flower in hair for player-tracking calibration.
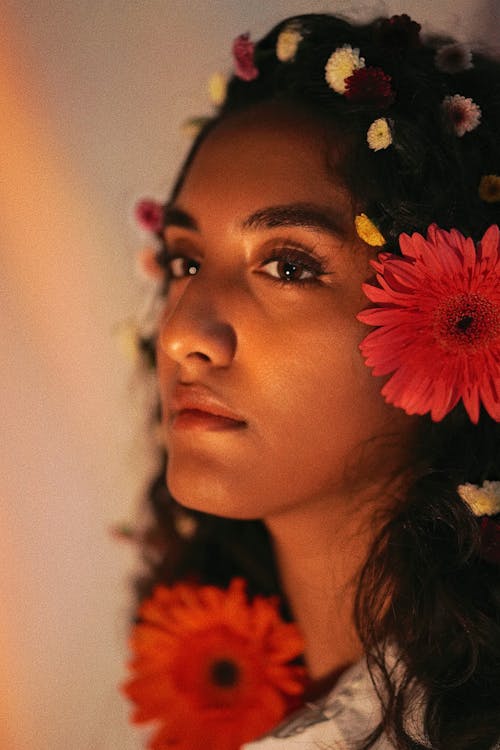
[479,175,500,203]
[276,24,302,62]
[325,45,365,95]
[123,578,306,750]
[435,43,473,74]
[355,214,386,246]
[232,33,258,82]
[208,72,228,106]
[457,481,500,517]
[345,67,394,107]
[458,481,500,564]
[367,118,393,151]
[182,116,211,138]
[358,224,500,423]
[442,94,481,137]
[375,14,421,50]
[135,198,163,233]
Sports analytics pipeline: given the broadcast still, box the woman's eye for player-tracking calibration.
[166,256,200,279]
[260,250,325,284]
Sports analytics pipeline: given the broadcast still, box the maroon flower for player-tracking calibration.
[345,67,394,107]
[479,517,500,565]
[376,14,421,50]
[134,198,163,233]
[232,33,259,82]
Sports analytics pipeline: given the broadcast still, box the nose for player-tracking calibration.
[158,280,237,373]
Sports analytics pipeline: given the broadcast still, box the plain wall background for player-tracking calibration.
[1,2,498,748]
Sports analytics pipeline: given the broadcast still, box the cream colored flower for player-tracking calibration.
[367,118,393,151]
[208,71,227,106]
[458,481,500,517]
[276,25,302,62]
[325,44,365,94]
[355,213,385,246]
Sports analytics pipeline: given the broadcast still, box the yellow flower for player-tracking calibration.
[458,481,500,517]
[276,25,302,62]
[208,72,227,107]
[114,320,141,363]
[479,174,500,203]
[367,118,392,151]
[325,45,365,94]
[355,214,385,246]
[182,116,211,138]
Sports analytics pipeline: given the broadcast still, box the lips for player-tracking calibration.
[169,386,247,431]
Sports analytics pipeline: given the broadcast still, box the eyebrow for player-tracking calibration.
[163,202,347,237]
[241,202,346,236]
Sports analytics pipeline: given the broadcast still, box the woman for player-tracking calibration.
[124,12,500,750]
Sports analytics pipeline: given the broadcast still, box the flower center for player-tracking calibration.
[210,658,241,688]
[434,292,500,351]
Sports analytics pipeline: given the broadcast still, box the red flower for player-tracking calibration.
[135,199,163,233]
[232,33,258,82]
[375,14,421,50]
[123,578,306,750]
[357,224,500,423]
[345,67,394,107]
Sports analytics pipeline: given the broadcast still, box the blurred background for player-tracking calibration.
[1,1,498,748]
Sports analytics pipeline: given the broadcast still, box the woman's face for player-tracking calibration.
[157,104,417,520]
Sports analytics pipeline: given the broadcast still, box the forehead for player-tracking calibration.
[175,103,354,223]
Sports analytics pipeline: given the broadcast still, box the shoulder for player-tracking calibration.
[241,658,394,750]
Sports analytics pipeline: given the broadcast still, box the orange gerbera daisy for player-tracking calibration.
[123,578,306,750]
[357,224,500,423]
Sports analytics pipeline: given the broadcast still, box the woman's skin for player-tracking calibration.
[156,102,419,683]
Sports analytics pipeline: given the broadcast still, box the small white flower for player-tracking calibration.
[458,481,500,517]
[367,118,393,151]
[208,72,227,106]
[276,24,302,62]
[442,94,481,137]
[325,44,365,94]
[435,43,473,74]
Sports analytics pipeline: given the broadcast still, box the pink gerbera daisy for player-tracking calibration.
[357,224,500,423]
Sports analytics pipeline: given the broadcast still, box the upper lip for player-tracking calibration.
[169,385,247,423]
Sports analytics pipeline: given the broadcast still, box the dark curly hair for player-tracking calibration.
[133,13,500,750]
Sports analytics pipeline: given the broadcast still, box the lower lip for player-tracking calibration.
[172,409,247,431]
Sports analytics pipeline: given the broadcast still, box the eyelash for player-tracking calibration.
[259,246,329,287]
[155,244,330,288]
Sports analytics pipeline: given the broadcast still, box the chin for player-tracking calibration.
[166,466,261,521]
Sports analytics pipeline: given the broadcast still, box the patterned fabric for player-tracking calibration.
[240,658,394,749]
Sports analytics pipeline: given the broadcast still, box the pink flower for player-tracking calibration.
[442,94,481,137]
[435,43,473,74]
[357,224,500,423]
[345,66,394,107]
[135,198,163,232]
[232,33,258,82]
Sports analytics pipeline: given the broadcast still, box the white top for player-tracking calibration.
[241,657,394,750]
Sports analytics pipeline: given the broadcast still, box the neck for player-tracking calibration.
[264,487,390,691]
